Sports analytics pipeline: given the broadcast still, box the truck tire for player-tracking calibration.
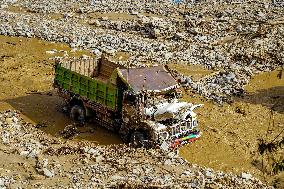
[119,123,130,143]
[70,105,86,124]
[130,131,146,148]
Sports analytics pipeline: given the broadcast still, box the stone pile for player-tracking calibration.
[16,0,284,15]
[0,0,283,104]
[18,0,183,16]
[191,71,248,104]
[0,110,273,188]
[90,15,180,39]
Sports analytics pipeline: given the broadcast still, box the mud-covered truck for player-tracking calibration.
[53,55,202,149]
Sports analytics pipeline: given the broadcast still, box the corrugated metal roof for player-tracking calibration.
[119,65,178,93]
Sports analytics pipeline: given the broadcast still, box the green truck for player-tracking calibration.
[54,54,202,149]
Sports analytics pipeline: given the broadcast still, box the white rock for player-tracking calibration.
[131,11,139,15]
[63,12,73,18]
[27,149,39,158]
[46,50,56,54]
[164,159,172,165]
[12,117,18,123]
[205,171,214,179]
[0,5,8,9]
[175,32,185,39]
[95,155,104,162]
[164,52,173,60]
[43,168,54,178]
[240,172,252,180]
[111,175,124,181]
[92,49,102,57]
[87,148,98,155]
[0,178,4,186]
[20,150,30,157]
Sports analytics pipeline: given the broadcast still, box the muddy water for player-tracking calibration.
[0,35,122,145]
[239,69,284,114]
[179,69,283,183]
[165,63,283,186]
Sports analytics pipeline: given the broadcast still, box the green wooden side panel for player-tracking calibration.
[116,88,123,112]
[54,65,118,111]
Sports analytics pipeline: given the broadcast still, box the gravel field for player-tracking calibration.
[0,110,273,188]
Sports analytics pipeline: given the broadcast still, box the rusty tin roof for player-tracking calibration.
[119,65,178,93]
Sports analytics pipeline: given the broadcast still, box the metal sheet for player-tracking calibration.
[119,65,177,93]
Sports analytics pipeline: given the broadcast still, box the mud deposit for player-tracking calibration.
[179,69,284,186]
[0,35,122,145]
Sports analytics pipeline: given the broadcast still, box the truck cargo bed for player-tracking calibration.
[54,59,119,111]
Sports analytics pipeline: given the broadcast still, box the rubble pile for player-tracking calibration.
[0,0,283,104]
[0,110,273,188]
[185,71,247,103]
[89,16,180,39]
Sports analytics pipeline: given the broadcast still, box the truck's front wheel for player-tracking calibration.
[130,131,146,148]
[70,105,86,124]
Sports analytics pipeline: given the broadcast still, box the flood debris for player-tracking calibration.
[59,124,80,139]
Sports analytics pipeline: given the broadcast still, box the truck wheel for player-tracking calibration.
[70,105,86,124]
[130,131,146,148]
[119,123,130,143]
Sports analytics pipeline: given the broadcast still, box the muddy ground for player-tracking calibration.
[0,35,122,145]
[0,35,283,187]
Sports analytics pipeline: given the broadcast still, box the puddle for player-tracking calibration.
[235,70,284,114]
[7,6,30,14]
[168,63,214,81]
[244,69,284,93]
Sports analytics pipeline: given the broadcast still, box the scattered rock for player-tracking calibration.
[241,172,252,180]
[0,110,274,188]
[42,168,54,178]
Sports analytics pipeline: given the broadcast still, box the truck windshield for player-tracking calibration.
[158,118,179,126]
